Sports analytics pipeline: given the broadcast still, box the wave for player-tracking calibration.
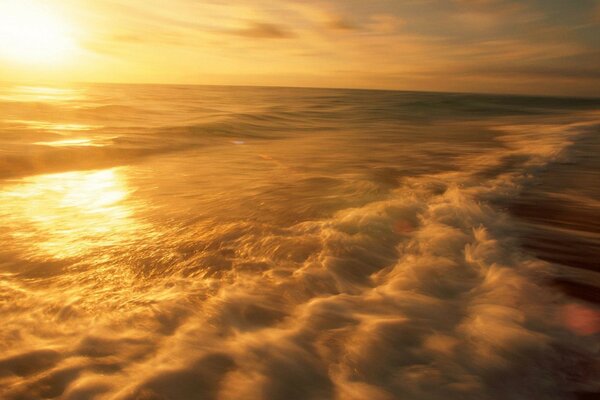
[1,114,598,399]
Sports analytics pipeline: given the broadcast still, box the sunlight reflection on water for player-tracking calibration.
[33,138,102,147]
[0,85,85,103]
[7,119,99,132]
[0,168,144,260]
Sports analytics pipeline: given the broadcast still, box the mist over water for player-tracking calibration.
[1,84,599,400]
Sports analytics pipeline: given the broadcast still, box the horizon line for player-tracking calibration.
[2,79,600,101]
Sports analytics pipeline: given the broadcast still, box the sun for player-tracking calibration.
[0,0,77,65]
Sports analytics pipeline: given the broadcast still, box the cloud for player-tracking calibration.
[366,14,403,34]
[111,34,146,43]
[326,16,359,31]
[228,22,295,39]
[474,65,600,80]
[450,0,543,31]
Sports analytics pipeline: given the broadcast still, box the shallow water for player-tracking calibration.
[0,84,599,399]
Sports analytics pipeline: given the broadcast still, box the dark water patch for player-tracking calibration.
[0,350,62,378]
[508,123,600,309]
[552,279,600,304]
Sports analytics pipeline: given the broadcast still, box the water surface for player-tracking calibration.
[1,84,599,399]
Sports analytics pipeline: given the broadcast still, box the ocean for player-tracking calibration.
[0,83,599,399]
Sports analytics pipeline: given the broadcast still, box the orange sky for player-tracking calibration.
[1,0,599,96]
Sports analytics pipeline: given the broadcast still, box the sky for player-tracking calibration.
[0,0,599,96]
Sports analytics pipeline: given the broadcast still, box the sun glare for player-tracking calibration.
[0,168,145,260]
[0,0,77,65]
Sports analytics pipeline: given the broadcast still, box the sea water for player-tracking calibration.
[0,84,599,399]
